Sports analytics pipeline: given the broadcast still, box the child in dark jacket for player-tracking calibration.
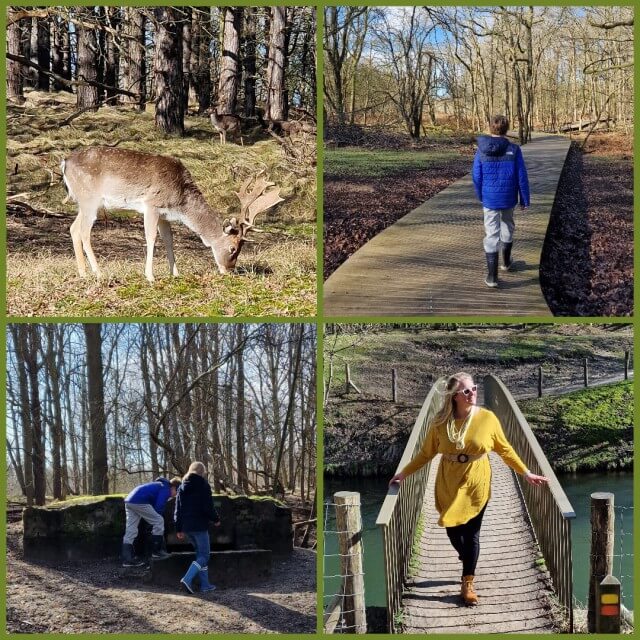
[174,461,221,594]
[472,115,530,288]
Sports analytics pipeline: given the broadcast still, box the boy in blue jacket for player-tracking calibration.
[472,115,530,287]
[122,476,181,567]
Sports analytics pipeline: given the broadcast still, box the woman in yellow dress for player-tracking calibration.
[390,372,548,606]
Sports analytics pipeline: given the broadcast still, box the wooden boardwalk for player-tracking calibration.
[324,134,571,317]
[402,452,557,633]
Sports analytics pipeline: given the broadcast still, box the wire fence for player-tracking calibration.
[323,496,367,634]
[581,504,633,608]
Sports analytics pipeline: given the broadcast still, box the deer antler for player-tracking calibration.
[235,174,284,235]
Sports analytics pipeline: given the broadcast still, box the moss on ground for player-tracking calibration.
[519,381,633,472]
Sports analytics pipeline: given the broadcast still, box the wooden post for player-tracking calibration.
[588,492,615,632]
[392,369,397,403]
[596,575,621,633]
[334,491,367,634]
[537,366,543,398]
[624,350,629,380]
[583,358,589,387]
[345,364,361,394]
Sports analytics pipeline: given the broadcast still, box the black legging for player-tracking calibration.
[445,503,487,577]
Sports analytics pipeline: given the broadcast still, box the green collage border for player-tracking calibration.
[1,1,638,638]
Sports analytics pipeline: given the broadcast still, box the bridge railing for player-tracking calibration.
[375,378,443,632]
[484,374,576,632]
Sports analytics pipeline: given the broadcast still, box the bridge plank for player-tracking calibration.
[324,134,571,317]
[401,452,558,633]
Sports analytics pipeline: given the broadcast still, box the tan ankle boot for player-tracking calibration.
[461,575,479,606]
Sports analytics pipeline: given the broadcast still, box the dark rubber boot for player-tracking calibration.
[151,534,170,559]
[501,242,514,271]
[122,543,145,567]
[484,252,499,288]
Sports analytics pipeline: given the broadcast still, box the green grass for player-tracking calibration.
[324,149,461,179]
[520,382,633,472]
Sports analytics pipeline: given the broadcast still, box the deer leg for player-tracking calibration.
[69,213,87,277]
[143,205,160,282]
[71,203,100,277]
[221,131,226,145]
[157,218,179,277]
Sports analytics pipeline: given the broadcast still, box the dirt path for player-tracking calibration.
[6,522,316,634]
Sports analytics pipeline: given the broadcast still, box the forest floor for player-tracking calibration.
[5,518,316,634]
[540,132,633,316]
[6,91,316,317]
[323,128,632,316]
[324,325,633,476]
[323,126,474,279]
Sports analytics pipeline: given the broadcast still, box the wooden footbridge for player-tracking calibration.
[324,134,571,317]
[376,375,575,633]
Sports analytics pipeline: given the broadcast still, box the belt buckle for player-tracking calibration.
[457,453,469,463]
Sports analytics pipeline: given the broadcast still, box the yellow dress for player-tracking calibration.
[401,407,527,527]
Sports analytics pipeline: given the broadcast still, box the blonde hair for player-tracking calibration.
[183,461,207,482]
[431,372,474,426]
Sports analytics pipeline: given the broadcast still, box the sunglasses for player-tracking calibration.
[456,385,477,397]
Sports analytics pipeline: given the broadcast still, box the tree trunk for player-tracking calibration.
[104,8,120,103]
[218,7,242,113]
[266,6,286,121]
[182,7,192,113]
[154,7,184,134]
[122,8,146,110]
[84,324,109,495]
[6,8,24,102]
[25,326,46,505]
[235,324,248,492]
[243,8,257,117]
[76,9,99,110]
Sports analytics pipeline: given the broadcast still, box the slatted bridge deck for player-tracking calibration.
[324,134,571,317]
[402,452,557,633]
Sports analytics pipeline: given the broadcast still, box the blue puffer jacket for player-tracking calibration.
[174,473,221,533]
[472,135,530,210]
[125,478,173,514]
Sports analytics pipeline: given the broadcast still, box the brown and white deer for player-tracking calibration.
[209,108,243,146]
[61,146,283,281]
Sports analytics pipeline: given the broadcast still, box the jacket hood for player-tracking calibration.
[181,473,208,494]
[477,135,510,156]
[154,477,170,487]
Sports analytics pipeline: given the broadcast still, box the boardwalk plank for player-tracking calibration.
[401,451,557,633]
[324,135,571,317]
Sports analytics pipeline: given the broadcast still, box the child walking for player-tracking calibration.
[472,115,530,288]
[174,461,221,594]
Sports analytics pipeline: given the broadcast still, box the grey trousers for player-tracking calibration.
[483,207,515,253]
[123,503,165,544]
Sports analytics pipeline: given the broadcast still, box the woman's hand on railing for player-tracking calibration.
[389,472,407,486]
[524,470,549,486]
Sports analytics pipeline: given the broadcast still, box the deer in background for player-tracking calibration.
[61,146,283,281]
[208,106,243,145]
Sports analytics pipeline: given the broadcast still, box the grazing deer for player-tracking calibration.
[208,108,243,146]
[61,146,283,282]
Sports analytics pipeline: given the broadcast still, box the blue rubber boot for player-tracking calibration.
[180,561,201,594]
[198,566,217,593]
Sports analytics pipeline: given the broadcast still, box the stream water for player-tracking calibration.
[324,472,633,610]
